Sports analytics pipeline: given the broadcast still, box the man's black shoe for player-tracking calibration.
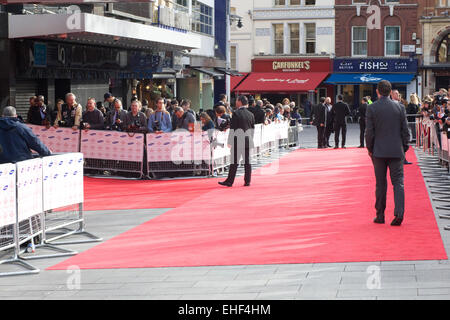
[334,146,339,149]
[373,216,385,224]
[358,145,365,148]
[244,183,251,187]
[391,217,403,226]
[404,161,413,165]
[218,181,232,187]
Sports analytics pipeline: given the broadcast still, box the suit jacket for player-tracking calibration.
[105,109,128,130]
[311,103,326,127]
[359,103,368,123]
[332,102,351,125]
[227,107,255,148]
[325,104,333,127]
[365,97,410,159]
[252,106,266,124]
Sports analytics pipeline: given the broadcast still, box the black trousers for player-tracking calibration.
[225,136,251,185]
[325,124,333,146]
[371,157,405,219]
[334,123,347,147]
[316,126,326,148]
[359,120,366,147]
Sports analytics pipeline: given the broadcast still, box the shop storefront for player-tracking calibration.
[326,58,418,110]
[233,58,333,106]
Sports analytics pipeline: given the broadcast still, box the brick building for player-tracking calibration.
[328,0,420,110]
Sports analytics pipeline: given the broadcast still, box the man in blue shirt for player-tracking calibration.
[0,106,51,164]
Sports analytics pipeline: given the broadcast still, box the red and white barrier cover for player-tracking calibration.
[442,133,449,153]
[16,158,43,221]
[212,130,231,160]
[253,124,262,148]
[147,131,211,163]
[0,163,16,228]
[28,125,80,153]
[42,153,84,211]
[81,130,144,162]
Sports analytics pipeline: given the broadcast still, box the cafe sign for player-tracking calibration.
[272,61,311,71]
[253,58,331,73]
[333,58,418,73]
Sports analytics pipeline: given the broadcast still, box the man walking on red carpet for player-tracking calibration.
[365,80,410,226]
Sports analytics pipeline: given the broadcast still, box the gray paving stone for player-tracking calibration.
[337,288,418,298]
[193,280,268,288]
[418,288,450,295]
[180,293,259,300]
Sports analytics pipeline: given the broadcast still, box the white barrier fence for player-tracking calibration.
[0,153,101,277]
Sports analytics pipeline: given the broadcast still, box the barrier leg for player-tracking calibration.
[0,223,39,277]
[18,211,77,261]
[44,203,102,245]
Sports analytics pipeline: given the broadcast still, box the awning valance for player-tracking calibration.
[234,72,329,93]
[325,73,415,85]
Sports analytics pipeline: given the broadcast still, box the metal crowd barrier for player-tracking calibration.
[80,130,145,178]
[415,117,450,230]
[0,154,102,276]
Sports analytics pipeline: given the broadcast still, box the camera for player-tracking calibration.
[80,122,88,130]
[217,117,230,131]
[58,120,66,127]
[434,95,444,106]
[111,123,121,131]
[153,120,161,132]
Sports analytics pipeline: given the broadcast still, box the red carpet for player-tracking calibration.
[49,148,447,270]
[83,177,219,211]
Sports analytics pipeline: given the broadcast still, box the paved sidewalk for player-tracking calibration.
[1,124,449,300]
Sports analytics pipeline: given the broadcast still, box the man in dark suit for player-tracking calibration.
[219,96,255,187]
[324,97,334,148]
[358,97,368,148]
[310,97,327,149]
[365,80,410,226]
[252,100,266,125]
[332,95,351,149]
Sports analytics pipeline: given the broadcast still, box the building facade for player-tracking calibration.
[331,0,420,110]
[419,0,450,95]
[230,0,335,106]
[0,0,222,117]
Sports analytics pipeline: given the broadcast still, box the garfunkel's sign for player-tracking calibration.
[334,58,418,73]
[253,58,331,73]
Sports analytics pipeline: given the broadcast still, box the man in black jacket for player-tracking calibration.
[365,80,410,226]
[252,100,266,125]
[310,97,327,149]
[27,96,51,126]
[358,97,368,148]
[324,97,334,148]
[332,95,351,149]
[219,96,255,187]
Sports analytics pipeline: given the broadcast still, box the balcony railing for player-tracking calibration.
[156,5,191,33]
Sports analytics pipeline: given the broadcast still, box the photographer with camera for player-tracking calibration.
[124,100,148,134]
[81,98,105,131]
[54,93,82,131]
[214,105,231,132]
[105,99,127,131]
[27,95,52,127]
[174,106,196,132]
[148,97,172,133]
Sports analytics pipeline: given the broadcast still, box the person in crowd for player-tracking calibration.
[290,107,302,126]
[358,97,368,148]
[273,105,284,122]
[252,100,266,125]
[148,97,172,133]
[391,90,412,165]
[265,108,273,125]
[406,93,420,141]
[104,93,117,113]
[219,95,255,188]
[282,98,290,110]
[51,99,64,125]
[247,96,256,113]
[54,93,82,130]
[96,101,107,117]
[105,99,127,131]
[310,97,327,149]
[301,97,312,121]
[200,112,215,132]
[215,105,231,131]
[174,106,196,132]
[124,100,148,133]
[366,96,373,105]
[0,106,51,164]
[27,95,51,126]
[166,99,178,116]
[142,99,150,112]
[324,97,334,148]
[283,105,291,120]
[332,94,351,149]
[81,98,105,130]
[365,80,410,226]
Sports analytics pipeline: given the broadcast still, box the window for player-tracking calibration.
[305,23,316,54]
[290,0,301,5]
[437,34,450,63]
[176,0,188,6]
[289,24,300,54]
[275,0,286,5]
[192,0,214,36]
[273,24,284,54]
[305,0,316,5]
[438,0,450,6]
[352,26,367,56]
[230,45,237,69]
[385,26,400,56]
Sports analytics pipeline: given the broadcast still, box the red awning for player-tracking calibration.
[233,72,329,93]
[230,73,248,91]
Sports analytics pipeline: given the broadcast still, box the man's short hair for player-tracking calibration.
[320,97,326,104]
[238,95,249,106]
[2,106,17,117]
[180,100,190,108]
[362,97,368,103]
[256,100,264,107]
[377,80,392,97]
[65,93,76,100]
[175,106,184,113]
[337,94,343,101]
[36,95,45,102]
[219,94,227,101]
[215,105,226,115]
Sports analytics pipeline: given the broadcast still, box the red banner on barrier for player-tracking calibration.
[81,130,144,162]
[28,125,80,153]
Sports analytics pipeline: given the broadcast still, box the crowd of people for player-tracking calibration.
[23,92,304,137]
